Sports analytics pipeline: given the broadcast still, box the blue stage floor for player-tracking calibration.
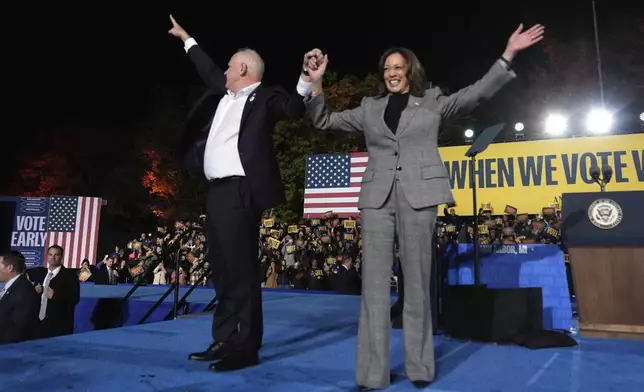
[78,283,218,302]
[2,291,643,391]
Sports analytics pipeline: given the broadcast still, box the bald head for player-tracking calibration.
[224,48,265,93]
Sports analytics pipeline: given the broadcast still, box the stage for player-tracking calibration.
[71,283,215,332]
[1,244,574,334]
[2,291,643,392]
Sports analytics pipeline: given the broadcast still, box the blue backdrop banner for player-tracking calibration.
[442,243,572,331]
[0,196,50,268]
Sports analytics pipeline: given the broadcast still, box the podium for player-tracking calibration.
[561,191,644,340]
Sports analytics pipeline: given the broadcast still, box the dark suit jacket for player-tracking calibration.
[93,265,111,285]
[180,44,307,211]
[0,275,40,344]
[34,266,81,337]
[334,265,361,295]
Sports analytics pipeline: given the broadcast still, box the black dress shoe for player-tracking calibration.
[188,342,232,361]
[208,353,259,371]
[411,380,431,389]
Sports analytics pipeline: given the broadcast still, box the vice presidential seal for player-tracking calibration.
[588,198,623,229]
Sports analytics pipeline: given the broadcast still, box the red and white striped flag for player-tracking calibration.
[44,196,102,268]
[303,152,368,218]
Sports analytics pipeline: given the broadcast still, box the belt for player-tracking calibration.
[208,175,244,184]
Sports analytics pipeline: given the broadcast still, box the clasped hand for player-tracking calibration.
[302,49,328,83]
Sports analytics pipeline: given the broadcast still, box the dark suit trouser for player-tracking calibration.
[39,318,73,339]
[205,177,262,356]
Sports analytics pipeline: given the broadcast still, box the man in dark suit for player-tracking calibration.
[34,245,81,338]
[93,256,119,285]
[167,15,318,371]
[0,251,40,344]
[334,253,361,295]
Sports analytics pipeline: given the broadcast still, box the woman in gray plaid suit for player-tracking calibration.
[302,23,544,390]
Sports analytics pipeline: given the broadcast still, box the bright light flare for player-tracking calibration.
[545,114,568,135]
[464,129,474,138]
[586,108,613,134]
[514,122,524,132]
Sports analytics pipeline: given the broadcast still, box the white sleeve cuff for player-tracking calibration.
[296,76,312,97]
[184,38,197,52]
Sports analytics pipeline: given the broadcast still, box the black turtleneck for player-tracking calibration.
[384,92,409,134]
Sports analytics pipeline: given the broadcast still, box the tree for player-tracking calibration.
[272,72,378,221]
[133,85,207,222]
[140,147,179,216]
[16,151,78,197]
[11,127,99,198]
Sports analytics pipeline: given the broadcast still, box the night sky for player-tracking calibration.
[4,1,643,191]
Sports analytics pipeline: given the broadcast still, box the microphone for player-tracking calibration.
[589,166,601,183]
[602,165,613,184]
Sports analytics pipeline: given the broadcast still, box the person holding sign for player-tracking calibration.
[168,15,319,371]
[303,24,544,389]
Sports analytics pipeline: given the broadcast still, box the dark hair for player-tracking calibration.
[48,245,64,254]
[0,251,27,274]
[377,47,427,97]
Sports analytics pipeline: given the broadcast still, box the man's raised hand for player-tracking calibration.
[303,49,327,83]
[168,15,189,41]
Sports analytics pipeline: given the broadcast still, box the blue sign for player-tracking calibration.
[0,196,50,268]
[443,243,573,331]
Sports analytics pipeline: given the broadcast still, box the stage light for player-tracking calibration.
[639,112,644,122]
[464,129,474,138]
[514,122,524,132]
[545,114,568,135]
[586,108,613,134]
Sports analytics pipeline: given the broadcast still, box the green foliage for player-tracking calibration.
[271,72,378,221]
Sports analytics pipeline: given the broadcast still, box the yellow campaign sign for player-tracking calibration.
[438,134,644,216]
[268,237,281,249]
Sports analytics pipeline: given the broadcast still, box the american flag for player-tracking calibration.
[44,196,103,268]
[303,152,368,218]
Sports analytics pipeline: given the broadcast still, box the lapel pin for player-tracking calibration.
[249,94,255,102]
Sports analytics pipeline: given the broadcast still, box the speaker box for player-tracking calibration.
[443,284,543,342]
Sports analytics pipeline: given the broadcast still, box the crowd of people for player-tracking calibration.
[71,203,563,294]
[0,203,565,346]
[76,219,208,287]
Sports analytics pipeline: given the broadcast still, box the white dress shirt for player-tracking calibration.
[184,38,312,180]
[39,265,61,320]
[46,265,62,280]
